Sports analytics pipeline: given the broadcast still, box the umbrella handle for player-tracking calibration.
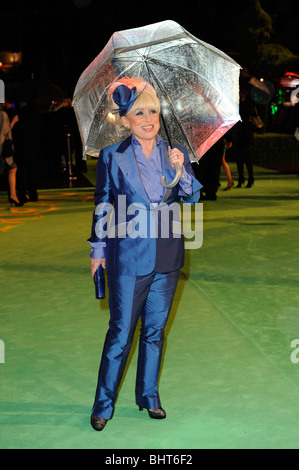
[160,163,182,188]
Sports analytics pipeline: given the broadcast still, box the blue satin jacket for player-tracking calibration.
[89,136,202,275]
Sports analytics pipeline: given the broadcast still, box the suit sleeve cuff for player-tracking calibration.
[179,166,193,195]
[88,241,106,259]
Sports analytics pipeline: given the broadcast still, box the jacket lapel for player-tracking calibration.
[112,137,177,204]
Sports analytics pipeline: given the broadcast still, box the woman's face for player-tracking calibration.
[121,107,160,144]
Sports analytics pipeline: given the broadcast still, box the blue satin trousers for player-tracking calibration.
[92,270,180,420]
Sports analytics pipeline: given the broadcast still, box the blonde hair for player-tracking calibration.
[107,77,160,125]
[128,90,160,115]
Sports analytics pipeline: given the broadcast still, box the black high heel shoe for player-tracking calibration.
[9,197,24,207]
[139,406,166,419]
[90,414,108,431]
[224,181,234,191]
[245,180,254,188]
[235,180,244,188]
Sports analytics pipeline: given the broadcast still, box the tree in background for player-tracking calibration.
[198,0,299,80]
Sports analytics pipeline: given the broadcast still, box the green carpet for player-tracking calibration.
[1,161,299,449]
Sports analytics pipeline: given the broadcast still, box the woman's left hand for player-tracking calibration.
[168,147,184,170]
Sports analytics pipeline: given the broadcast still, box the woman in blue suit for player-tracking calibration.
[89,77,202,431]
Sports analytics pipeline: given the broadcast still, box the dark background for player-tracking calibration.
[1,0,298,95]
[0,0,298,192]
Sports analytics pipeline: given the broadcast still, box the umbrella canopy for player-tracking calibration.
[73,20,241,162]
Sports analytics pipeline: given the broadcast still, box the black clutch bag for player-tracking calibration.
[94,265,105,299]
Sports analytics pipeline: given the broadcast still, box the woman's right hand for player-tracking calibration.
[90,258,106,276]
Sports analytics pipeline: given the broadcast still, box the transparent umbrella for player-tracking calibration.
[73,20,241,164]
